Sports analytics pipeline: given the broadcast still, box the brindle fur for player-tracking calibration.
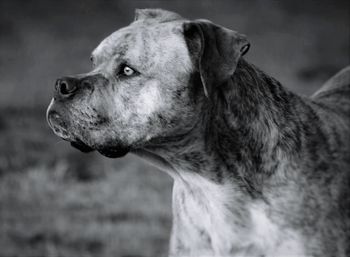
[47,9,350,257]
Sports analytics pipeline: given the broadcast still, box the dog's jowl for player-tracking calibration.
[47,8,350,257]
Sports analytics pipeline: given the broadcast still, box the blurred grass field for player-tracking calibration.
[0,0,349,256]
[0,108,172,257]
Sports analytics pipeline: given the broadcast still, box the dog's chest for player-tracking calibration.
[171,174,241,255]
[170,173,305,256]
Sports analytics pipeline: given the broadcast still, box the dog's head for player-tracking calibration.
[47,9,249,158]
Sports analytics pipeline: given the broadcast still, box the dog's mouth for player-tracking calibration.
[47,108,129,158]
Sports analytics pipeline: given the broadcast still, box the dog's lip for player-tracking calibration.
[70,141,129,157]
[97,146,130,158]
[69,140,131,157]
[70,139,95,153]
[98,148,130,158]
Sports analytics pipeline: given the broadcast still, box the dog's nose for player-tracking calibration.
[55,77,78,97]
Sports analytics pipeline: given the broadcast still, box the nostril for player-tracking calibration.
[56,79,77,96]
[60,81,70,95]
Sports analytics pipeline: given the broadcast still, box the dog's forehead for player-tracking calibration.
[92,20,185,63]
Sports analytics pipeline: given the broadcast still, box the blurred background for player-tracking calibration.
[0,0,349,256]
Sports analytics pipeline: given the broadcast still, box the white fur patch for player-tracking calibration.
[135,80,162,117]
[249,203,306,256]
[172,171,249,255]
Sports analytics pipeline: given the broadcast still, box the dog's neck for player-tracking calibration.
[134,59,316,253]
[138,59,308,196]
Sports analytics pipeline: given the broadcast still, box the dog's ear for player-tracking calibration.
[134,9,182,23]
[183,20,250,98]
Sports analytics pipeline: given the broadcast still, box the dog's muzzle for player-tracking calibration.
[46,109,70,140]
[47,79,130,158]
[47,74,97,153]
[46,104,95,153]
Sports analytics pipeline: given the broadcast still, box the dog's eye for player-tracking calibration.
[122,65,135,76]
[116,64,138,78]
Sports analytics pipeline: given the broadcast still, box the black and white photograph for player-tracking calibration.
[0,0,349,256]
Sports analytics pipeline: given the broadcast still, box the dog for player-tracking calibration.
[47,9,350,257]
